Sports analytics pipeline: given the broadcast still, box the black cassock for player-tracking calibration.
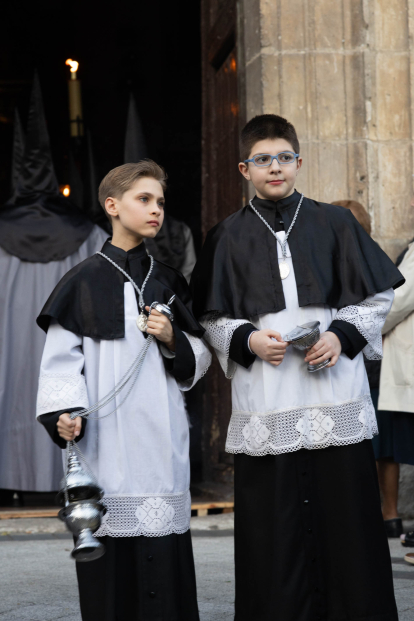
[191,191,401,621]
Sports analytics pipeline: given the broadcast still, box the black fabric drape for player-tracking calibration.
[0,195,94,263]
[234,440,398,621]
[191,191,404,319]
[37,240,204,340]
[76,531,200,621]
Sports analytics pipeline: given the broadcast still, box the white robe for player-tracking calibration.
[201,232,394,457]
[36,282,211,537]
[0,225,108,492]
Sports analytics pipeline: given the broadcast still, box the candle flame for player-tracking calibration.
[65,59,79,73]
[60,184,71,197]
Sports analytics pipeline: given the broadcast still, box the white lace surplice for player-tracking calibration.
[36,282,211,537]
[201,232,394,457]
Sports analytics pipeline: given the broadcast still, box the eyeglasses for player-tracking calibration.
[244,152,300,167]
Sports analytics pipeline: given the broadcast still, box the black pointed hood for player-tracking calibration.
[124,94,147,162]
[10,109,25,195]
[0,74,94,263]
[14,72,59,200]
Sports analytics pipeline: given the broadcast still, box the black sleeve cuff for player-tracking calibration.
[162,323,196,382]
[229,323,257,369]
[38,407,87,449]
[327,320,368,360]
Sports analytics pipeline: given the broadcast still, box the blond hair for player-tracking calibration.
[98,160,167,221]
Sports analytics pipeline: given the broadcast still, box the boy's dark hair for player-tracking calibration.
[240,114,300,161]
[98,160,167,221]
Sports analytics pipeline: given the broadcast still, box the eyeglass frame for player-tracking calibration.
[244,151,300,167]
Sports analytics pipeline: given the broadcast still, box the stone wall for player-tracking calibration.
[239,0,414,261]
[238,0,414,517]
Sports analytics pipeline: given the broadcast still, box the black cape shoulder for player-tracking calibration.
[37,244,204,339]
[190,191,405,319]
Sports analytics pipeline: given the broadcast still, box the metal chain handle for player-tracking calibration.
[249,193,304,260]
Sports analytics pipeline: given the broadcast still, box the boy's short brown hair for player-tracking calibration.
[240,114,300,161]
[98,160,167,221]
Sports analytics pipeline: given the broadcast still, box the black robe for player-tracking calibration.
[191,190,404,319]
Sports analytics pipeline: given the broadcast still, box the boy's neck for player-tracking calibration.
[111,230,144,252]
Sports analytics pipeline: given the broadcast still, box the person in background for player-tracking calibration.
[334,199,414,539]
[377,195,414,542]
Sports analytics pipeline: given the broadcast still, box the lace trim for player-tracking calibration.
[178,333,212,391]
[335,296,393,360]
[95,490,191,537]
[200,313,251,379]
[226,394,377,456]
[36,373,89,416]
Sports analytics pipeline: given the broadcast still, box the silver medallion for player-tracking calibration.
[279,261,290,279]
[136,312,148,332]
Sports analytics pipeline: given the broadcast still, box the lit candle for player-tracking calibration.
[65,59,83,137]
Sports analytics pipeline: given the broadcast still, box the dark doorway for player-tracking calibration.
[0,1,205,501]
[201,0,242,483]
[0,0,202,247]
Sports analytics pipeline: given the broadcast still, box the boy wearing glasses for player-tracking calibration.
[191,115,402,620]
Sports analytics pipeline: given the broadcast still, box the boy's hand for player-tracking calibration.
[304,331,341,368]
[57,413,82,442]
[145,306,175,351]
[249,330,288,366]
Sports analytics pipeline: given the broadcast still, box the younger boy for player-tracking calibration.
[191,115,403,620]
[36,161,211,621]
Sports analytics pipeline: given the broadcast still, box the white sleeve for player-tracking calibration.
[199,312,251,379]
[36,320,89,417]
[333,288,395,360]
[176,332,212,391]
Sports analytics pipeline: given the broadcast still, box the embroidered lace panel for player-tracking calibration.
[200,313,251,379]
[226,394,377,456]
[335,295,393,360]
[37,373,89,416]
[178,333,212,391]
[95,490,191,537]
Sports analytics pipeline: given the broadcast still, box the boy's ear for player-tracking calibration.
[239,162,250,180]
[105,197,118,218]
[296,157,303,175]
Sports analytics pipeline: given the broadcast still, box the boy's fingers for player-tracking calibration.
[74,417,82,437]
[267,330,285,342]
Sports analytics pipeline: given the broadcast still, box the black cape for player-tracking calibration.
[37,240,204,339]
[190,190,405,319]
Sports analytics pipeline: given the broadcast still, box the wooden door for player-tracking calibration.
[200,0,242,482]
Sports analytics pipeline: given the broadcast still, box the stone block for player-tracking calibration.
[245,53,263,119]
[243,0,262,63]
[260,0,307,51]
[261,53,281,113]
[343,0,368,49]
[344,52,367,139]
[315,53,347,139]
[375,53,410,141]
[266,54,308,138]
[315,142,349,203]
[374,0,409,51]
[314,0,344,49]
[376,142,414,239]
[347,141,369,207]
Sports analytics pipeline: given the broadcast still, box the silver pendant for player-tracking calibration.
[279,261,290,279]
[136,312,148,332]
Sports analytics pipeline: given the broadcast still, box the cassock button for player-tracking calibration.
[304,499,309,504]
[308,528,312,533]
[148,555,153,561]
[149,591,156,598]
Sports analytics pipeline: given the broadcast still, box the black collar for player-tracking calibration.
[252,189,301,214]
[100,239,148,265]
